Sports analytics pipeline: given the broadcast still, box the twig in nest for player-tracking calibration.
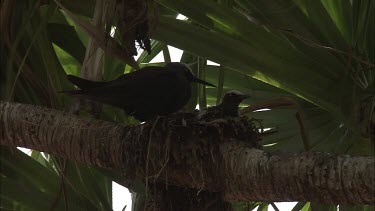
[145,116,161,201]
[196,159,206,196]
[145,134,171,180]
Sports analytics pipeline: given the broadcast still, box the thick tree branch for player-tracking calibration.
[0,102,374,205]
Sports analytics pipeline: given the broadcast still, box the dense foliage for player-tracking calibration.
[0,0,373,210]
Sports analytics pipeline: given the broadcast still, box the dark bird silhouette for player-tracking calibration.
[64,62,215,121]
[198,90,249,120]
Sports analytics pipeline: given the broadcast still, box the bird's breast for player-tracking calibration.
[160,77,191,113]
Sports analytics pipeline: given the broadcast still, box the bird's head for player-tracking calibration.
[221,90,250,108]
[165,62,216,87]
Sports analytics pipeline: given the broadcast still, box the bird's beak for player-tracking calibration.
[192,77,216,87]
[240,94,250,100]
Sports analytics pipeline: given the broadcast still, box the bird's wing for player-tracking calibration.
[98,67,180,95]
[119,72,189,120]
[111,66,166,82]
[72,68,183,108]
[113,71,185,103]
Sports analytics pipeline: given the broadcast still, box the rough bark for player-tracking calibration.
[0,101,374,205]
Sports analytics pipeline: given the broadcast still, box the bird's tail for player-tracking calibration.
[67,75,105,90]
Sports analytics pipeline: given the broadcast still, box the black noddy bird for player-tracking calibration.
[198,90,250,120]
[64,62,215,121]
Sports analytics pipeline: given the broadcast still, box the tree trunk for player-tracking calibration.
[0,101,374,205]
